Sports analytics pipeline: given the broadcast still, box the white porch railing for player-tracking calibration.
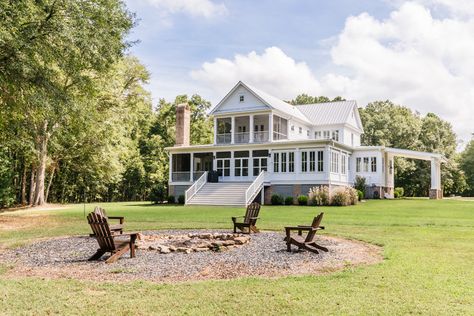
[185,171,208,204]
[245,170,265,206]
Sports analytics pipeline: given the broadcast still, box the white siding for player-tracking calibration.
[214,86,268,114]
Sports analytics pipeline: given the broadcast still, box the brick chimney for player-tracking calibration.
[175,103,190,146]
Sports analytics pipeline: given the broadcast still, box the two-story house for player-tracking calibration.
[166,81,445,205]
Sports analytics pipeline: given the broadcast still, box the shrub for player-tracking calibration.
[354,175,367,195]
[394,191,400,198]
[167,195,175,204]
[271,194,284,205]
[178,195,185,204]
[284,196,294,205]
[327,186,359,206]
[297,195,308,206]
[346,187,358,205]
[308,186,330,206]
[357,190,364,201]
[394,187,404,198]
[149,185,167,204]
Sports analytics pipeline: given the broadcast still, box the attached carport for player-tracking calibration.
[383,148,447,199]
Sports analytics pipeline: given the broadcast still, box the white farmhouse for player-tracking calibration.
[166,81,445,205]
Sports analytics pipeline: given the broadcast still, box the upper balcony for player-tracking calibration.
[214,113,287,145]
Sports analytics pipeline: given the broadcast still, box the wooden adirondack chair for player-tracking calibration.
[90,206,124,236]
[232,202,261,234]
[284,212,328,254]
[87,211,138,264]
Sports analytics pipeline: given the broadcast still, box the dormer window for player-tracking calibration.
[239,94,245,102]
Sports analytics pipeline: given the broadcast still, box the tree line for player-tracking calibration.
[1,1,473,208]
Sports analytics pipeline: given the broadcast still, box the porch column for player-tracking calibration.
[384,153,395,198]
[212,151,216,171]
[268,113,273,142]
[231,116,235,144]
[213,117,217,144]
[190,153,194,182]
[295,148,301,175]
[169,153,172,182]
[249,114,254,143]
[430,158,442,199]
[230,151,235,178]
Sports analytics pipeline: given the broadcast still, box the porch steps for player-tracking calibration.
[186,182,252,206]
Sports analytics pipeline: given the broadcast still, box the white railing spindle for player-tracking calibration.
[245,171,265,206]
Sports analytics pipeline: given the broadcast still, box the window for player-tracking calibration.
[351,133,354,146]
[281,152,287,172]
[273,151,294,173]
[363,157,369,172]
[253,157,267,176]
[356,157,361,172]
[323,130,330,139]
[332,130,339,141]
[315,131,321,139]
[341,154,347,174]
[382,157,385,173]
[234,158,248,177]
[273,153,279,173]
[239,94,244,102]
[301,151,307,172]
[291,125,294,131]
[289,152,294,172]
[331,151,339,173]
[309,151,316,172]
[299,127,302,134]
[318,151,324,172]
[307,130,310,136]
[371,157,377,172]
[273,115,288,140]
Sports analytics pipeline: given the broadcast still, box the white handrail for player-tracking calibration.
[185,171,208,204]
[245,171,265,206]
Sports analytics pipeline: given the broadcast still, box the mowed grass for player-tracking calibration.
[0,199,473,315]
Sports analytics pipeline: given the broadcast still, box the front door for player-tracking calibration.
[216,158,230,180]
[234,158,249,179]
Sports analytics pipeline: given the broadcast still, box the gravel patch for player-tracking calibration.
[0,230,382,283]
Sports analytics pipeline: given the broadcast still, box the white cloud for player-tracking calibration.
[191,2,474,142]
[142,0,227,19]
[190,47,321,100]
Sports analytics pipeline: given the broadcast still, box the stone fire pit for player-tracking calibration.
[136,232,250,254]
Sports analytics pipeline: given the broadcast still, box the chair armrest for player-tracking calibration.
[248,217,260,220]
[117,232,139,237]
[285,226,312,231]
[297,225,325,230]
[108,216,125,224]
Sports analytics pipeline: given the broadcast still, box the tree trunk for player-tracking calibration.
[45,165,56,203]
[21,164,27,205]
[29,166,36,205]
[33,134,49,206]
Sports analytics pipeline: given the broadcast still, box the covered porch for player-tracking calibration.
[214,113,288,145]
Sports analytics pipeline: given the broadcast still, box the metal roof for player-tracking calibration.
[295,100,359,127]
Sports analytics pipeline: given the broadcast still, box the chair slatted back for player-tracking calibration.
[244,202,261,225]
[87,212,116,251]
[93,206,107,219]
[306,212,324,242]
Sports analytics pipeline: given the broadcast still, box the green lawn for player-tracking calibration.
[1,199,473,315]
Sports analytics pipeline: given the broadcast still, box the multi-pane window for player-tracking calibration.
[273,153,279,172]
[314,131,322,139]
[301,150,324,173]
[318,151,324,172]
[289,152,294,172]
[309,151,316,172]
[323,131,330,139]
[356,157,361,172]
[301,152,307,172]
[281,152,287,172]
[371,157,377,172]
[363,157,369,172]
[331,151,339,173]
[332,130,339,141]
[234,158,248,177]
[273,151,294,173]
[341,154,347,174]
[299,127,302,134]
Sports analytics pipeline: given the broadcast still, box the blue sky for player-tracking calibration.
[123,0,474,144]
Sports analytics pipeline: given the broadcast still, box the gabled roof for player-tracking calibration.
[209,81,310,124]
[209,81,364,131]
[295,101,364,132]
